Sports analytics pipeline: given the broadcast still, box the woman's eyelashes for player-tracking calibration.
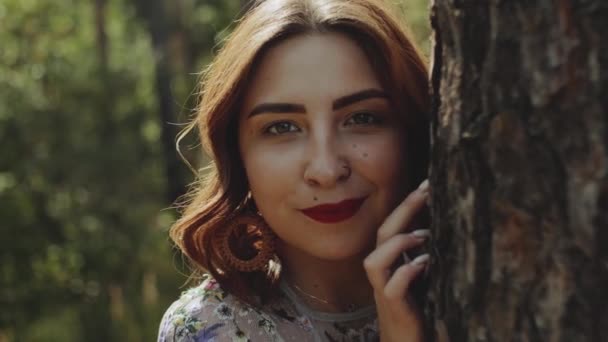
[260,111,386,136]
[263,121,301,135]
[343,111,384,126]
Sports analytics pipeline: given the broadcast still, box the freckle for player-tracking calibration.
[363,153,368,158]
[313,196,318,201]
[352,144,357,149]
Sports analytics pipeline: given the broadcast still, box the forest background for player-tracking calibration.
[0,0,431,341]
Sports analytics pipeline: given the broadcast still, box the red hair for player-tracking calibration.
[171,0,430,305]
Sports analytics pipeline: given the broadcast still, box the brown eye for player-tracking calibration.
[264,121,300,135]
[344,112,383,126]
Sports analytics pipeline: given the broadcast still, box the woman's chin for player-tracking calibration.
[303,241,375,262]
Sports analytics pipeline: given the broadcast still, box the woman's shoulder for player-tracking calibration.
[157,274,285,342]
[158,274,253,342]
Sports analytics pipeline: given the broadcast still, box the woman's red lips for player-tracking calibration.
[300,197,367,224]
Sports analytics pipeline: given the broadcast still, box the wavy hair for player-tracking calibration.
[171,0,430,306]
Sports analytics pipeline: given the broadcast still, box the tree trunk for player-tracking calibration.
[428,1,608,341]
[94,0,108,71]
[133,0,187,204]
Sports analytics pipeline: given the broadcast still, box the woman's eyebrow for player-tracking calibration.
[332,88,388,110]
[247,103,306,118]
[247,88,388,118]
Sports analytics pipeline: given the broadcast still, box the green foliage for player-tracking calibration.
[0,0,183,340]
[398,0,433,56]
[0,0,430,341]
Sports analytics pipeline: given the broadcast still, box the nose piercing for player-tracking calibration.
[342,164,351,178]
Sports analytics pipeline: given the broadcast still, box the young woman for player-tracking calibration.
[158,0,431,341]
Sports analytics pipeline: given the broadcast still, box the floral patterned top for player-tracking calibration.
[158,274,379,342]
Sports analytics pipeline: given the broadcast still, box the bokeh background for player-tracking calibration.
[0,0,430,341]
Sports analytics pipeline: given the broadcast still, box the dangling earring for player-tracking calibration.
[216,214,276,272]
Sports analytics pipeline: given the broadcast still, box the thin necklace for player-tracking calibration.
[288,282,358,312]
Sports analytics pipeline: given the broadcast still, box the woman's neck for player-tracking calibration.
[278,243,375,313]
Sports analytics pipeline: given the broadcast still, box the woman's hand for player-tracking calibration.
[363,179,430,342]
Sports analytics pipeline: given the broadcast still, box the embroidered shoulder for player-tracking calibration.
[181,275,226,303]
[157,275,285,342]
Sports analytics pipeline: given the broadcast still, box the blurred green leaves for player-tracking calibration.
[0,0,178,340]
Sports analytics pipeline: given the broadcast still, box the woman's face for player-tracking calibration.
[238,32,408,261]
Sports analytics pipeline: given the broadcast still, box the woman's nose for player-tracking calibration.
[303,138,351,188]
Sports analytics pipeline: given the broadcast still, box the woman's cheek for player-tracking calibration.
[245,141,303,194]
[349,134,404,170]
[350,133,407,203]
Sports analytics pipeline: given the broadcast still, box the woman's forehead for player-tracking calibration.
[240,32,382,115]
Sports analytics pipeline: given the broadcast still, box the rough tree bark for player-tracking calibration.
[428,1,608,341]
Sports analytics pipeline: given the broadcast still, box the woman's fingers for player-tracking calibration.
[383,254,429,300]
[376,179,429,246]
[364,230,429,289]
[365,180,431,341]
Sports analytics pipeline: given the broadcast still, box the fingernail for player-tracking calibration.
[418,179,429,192]
[412,229,430,239]
[412,253,430,265]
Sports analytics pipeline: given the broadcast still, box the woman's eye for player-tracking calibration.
[344,112,383,126]
[264,121,300,135]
